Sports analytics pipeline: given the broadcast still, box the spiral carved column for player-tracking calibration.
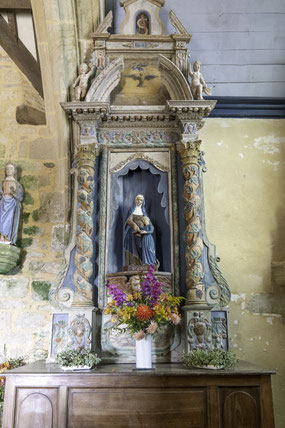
[73,144,99,307]
[177,139,206,305]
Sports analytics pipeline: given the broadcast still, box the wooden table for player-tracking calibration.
[2,361,275,428]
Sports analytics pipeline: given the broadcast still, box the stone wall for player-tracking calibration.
[0,0,100,360]
[0,46,65,361]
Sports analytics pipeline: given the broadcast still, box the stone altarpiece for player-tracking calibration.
[48,0,231,362]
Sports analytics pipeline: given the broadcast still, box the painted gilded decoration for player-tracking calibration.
[111,60,170,105]
[56,0,230,362]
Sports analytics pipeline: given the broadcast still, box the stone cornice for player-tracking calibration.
[61,100,217,128]
[167,100,216,117]
[120,0,165,7]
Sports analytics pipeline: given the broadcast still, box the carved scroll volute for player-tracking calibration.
[177,139,206,305]
[73,144,99,307]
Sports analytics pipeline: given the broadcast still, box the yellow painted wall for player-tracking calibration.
[201,119,285,427]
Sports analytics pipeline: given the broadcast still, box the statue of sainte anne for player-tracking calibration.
[124,194,156,267]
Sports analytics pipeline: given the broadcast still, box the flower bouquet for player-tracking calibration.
[104,265,183,368]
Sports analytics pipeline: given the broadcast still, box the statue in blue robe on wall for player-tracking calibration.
[124,194,156,268]
[0,163,23,245]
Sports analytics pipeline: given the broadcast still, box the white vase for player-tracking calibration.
[135,334,152,369]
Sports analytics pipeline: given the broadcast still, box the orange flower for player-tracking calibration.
[136,304,153,321]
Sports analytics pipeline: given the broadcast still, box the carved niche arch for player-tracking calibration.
[86,55,192,105]
[86,56,124,103]
[158,55,193,101]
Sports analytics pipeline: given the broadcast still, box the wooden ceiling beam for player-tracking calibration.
[0,14,43,97]
[7,11,18,41]
[0,0,31,9]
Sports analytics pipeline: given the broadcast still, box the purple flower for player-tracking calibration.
[150,277,162,304]
[141,265,162,304]
[106,280,127,307]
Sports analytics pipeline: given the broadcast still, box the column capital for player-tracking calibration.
[78,143,100,168]
[177,139,202,166]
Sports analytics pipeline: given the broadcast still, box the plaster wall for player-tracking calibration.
[201,118,285,428]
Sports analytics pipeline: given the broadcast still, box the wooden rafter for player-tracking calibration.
[0,14,43,97]
[0,0,31,9]
[7,11,18,41]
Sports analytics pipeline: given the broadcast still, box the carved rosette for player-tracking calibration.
[177,139,206,304]
[73,144,99,306]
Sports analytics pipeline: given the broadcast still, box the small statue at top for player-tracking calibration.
[136,13,149,35]
[73,63,94,101]
[188,60,212,100]
[124,194,156,268]
[0,163,24,245]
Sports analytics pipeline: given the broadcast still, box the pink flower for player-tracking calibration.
[134,331,146,341]
[170,313,181,325]
[146,321,158,334]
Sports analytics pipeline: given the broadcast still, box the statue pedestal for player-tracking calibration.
[0,244,21,274]
[107,271,172,294]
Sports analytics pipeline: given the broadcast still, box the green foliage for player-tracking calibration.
[23,212,30,224]
[32,207,46,222]
[21,176,39,190]
[182,349,238,370]
[17,237,33,248]
[32,209,40,221]
[23,192,34,205]
[56,349,101,368]
[23,226,40,236]
[6,357,25,369]
[32,281,51,300]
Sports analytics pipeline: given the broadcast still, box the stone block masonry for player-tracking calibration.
[0,46,67,361]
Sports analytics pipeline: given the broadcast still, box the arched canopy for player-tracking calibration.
[158,55,193,101]
[86,54,192,104]
[86,56,124,102]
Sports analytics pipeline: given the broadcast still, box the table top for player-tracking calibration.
[4,360,275,377]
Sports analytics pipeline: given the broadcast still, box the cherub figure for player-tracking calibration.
[188,60,212,100]
[73,63,94,101]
